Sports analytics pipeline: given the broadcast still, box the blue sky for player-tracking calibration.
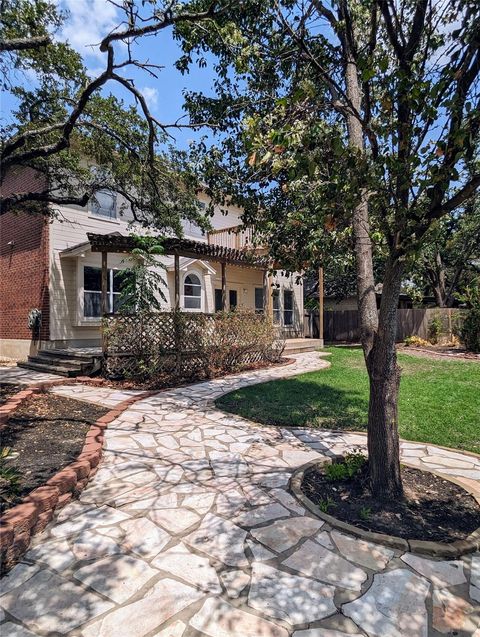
[57,0,218,150]
[3,0,217,151]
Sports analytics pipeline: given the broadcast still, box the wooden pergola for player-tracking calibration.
[86,232,273,317]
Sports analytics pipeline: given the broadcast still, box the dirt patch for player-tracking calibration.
[398,344,480,362]
[301,462,480,543]
[0,383,22,406]
[1,393,109,512]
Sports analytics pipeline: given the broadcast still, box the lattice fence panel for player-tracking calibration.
[103,310,284,380]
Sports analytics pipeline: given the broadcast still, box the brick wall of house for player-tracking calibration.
[0,169,50,342]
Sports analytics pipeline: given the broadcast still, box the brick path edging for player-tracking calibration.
[0,379,154,572]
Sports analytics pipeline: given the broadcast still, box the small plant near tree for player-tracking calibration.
[359,506,372,521]
[318,496,336,514]
[324,452,366,482]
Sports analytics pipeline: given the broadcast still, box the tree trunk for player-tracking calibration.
[367,259,404,499]
[343,48,378,359]
[338,0,402,501]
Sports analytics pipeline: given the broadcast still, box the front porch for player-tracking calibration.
[18,338,324,376]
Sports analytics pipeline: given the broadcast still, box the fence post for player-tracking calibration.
[173,310,182,375]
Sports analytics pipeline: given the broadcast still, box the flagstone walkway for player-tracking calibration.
[1,353,479,637]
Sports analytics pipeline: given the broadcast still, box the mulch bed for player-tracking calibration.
[398,344,480,361]
[302,463,480,543]
[1,393,109,513]
[83,357,295,390]
[0,383,22,406]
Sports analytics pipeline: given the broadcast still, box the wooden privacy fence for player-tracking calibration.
[102,310,285,379]
[305,308,465,343]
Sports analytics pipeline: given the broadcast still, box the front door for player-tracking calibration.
[229,289,238,310]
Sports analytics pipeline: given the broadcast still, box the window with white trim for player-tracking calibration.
[90,190,117,219]
[184,273,202,309]
[83,266,123,317]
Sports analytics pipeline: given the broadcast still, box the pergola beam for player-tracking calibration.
[86,233,268,270]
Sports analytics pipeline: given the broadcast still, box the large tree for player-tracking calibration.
[174,0,480,498]
[0,0,227,234]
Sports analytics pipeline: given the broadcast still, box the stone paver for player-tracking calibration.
[343,569,430,637]
[248,562,336,625]
[189,597,289,637]
[1,351,479,637]
[401,553,466,587]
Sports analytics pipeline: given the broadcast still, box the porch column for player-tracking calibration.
[318,266,324,342]
[264,269,273,320]
[174,254,180,310]
[221,262,227,311]
[101,251,108,316]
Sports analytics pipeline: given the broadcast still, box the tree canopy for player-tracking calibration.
[0,0,228,235]
[173,0,480,498]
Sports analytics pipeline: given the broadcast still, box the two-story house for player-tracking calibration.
[1,174,321,372]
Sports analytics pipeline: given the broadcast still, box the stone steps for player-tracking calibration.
[283,339,324,355]
[17,348,102,377]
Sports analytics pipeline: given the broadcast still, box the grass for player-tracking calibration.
[217,346,480,454]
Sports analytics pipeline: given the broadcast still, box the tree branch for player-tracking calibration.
[0,35,51,52]
[1,190,90,215]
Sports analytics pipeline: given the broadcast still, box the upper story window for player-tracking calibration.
[184,273,202,310]
[90,190,117,220]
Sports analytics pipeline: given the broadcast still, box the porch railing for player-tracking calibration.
[207,225,259,251]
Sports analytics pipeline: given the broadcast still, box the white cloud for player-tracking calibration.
[142,86,159,110]
[54,0,120,64]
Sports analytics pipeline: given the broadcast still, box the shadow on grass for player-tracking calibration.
[218,377,369,431]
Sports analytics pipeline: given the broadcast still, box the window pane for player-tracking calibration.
[91,190,116,218]
[184,284,201,297]
[229,290,237,309]
[284,290,294,325]
[215,289,223,312]
[112,270,127,293]
[284,290,293,310]
[84,291,101,317]
[185,296,201,309]
[84,266,102,292]
[255,288,264,312]
[185,274,201,286]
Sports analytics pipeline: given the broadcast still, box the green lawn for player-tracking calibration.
[217,347,480,454]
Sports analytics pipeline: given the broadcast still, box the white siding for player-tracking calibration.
[48,194,304,345]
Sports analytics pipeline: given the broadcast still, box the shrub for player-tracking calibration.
[404,335,430,347]
[325,452,366,481]
[460,283,480,353]
[427,314,442,344]
[103,309,284,380]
